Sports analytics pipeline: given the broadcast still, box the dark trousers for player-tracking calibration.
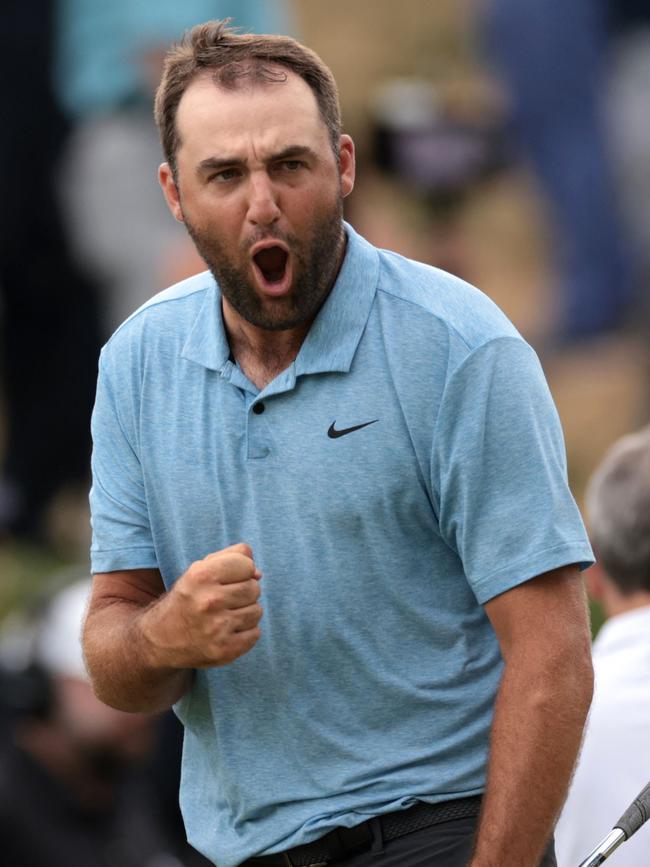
[245,816,557,867]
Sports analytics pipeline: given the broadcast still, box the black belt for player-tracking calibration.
[243,796,482,867]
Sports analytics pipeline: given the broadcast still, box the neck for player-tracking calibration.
[224,305,311,364]
[604,589,650,620]
[223,308,311,389]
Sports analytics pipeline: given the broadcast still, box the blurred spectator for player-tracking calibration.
[0,0,293,543]
[0,578,211,867]
[0,0,103,542]
[367,77,511,278]
[607,3,650,308]
[555,426,650,865]
[480,0,637,342]
[54,0,294,329]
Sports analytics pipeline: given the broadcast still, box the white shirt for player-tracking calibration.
[555,605,650,866]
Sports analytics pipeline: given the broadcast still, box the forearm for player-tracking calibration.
[83,597,193,714]
[84,549,262,713]
[469,649,594,867]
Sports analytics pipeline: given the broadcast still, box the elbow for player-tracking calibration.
[83,654,135,713]
[85,648,191,715]
[547,633,594,722]
[88,673,139,714]
[87,670,179,715]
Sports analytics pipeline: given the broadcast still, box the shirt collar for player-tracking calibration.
[181,222,379,377]
[592,605,650,658]
[181,278,230,372]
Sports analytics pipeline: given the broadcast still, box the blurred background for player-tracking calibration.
[0,0,648,863]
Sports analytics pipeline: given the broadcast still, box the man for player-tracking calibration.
[84,20,595,867]
[555,427,650,866]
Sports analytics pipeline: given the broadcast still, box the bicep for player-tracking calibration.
[484,565,591,662]
[432,339,593,600]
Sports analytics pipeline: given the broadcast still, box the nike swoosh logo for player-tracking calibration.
[327,419,379,439]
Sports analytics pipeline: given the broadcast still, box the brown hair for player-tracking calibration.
[154,19,342,175]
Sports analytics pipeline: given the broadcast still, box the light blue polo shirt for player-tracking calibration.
[90,223,593,867]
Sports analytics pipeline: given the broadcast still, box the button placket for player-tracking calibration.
[247,398,271,460]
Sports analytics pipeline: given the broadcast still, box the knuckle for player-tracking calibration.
[195,595,213,615]
[184,561,212,587]
[198,586,226,614]
[233,552,255,572]
[191,558,210,575]
[212,553,253,582]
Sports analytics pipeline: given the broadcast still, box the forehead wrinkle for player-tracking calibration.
[178,71,318,127]
[176,73,329,173]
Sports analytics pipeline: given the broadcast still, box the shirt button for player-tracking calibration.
[253,402,265,415]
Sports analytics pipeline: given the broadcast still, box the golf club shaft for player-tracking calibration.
[577,829,626,866]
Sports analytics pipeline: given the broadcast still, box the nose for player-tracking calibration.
[246,172,281,227]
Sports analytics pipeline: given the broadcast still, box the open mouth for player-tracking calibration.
[253,245,289,285]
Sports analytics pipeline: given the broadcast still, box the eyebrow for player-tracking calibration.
[196,145,318,175]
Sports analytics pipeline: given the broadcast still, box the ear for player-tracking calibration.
[584,562,607,602]
[338,134,356,198]
[159,162,184,222]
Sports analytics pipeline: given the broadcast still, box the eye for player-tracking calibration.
[211,167,241,183]
[278,160,304,173]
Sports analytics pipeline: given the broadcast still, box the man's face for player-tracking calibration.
[160,71,355,332]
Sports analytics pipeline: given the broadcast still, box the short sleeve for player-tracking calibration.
[431,336,593,603]
[89,346,158,573]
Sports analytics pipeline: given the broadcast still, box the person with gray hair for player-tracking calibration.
[555,425,650,866]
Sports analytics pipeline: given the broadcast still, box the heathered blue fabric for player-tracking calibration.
[90,224,593,867]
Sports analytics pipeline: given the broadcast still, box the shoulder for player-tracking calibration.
[373,246,521,354]
[104,271,214,352]
[99,270,215,373]
[343,226,541,393]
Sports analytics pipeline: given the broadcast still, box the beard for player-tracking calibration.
[182,195,345,331]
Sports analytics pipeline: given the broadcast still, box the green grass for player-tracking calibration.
[589,598,606,639]
[0,541,77,621]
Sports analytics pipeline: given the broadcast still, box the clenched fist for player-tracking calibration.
[141,543,263,669]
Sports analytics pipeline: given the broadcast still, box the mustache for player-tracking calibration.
[242,227,297,252]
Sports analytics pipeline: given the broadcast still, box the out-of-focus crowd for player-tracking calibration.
[0,3,293,866]
[0,1,649,865]
[0,0,293,545]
